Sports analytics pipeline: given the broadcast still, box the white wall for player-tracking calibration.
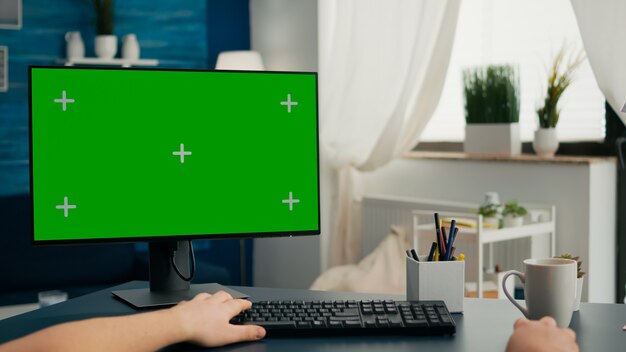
[250,0,321,289]
[357,156,616,303]
[250,0,318,72]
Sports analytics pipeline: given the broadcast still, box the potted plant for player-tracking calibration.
[534,46,585,157]
[477,203,500,228]
[502,200,527,227]
[463,64,521,156]
[555,253,585,311]
[93,0,116,59]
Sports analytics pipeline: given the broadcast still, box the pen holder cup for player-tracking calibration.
[406,256,464,313]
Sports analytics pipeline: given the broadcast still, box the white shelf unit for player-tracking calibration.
[63,58,159,68]
[412,205,555,298]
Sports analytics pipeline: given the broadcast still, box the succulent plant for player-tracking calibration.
[555,253,585,278]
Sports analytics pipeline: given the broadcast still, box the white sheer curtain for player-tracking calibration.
[319,0,461,267]
[570,0,626,122]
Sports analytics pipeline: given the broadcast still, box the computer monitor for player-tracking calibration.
[29,66,320,308]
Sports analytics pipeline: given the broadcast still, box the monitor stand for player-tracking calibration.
[112,240,249,309]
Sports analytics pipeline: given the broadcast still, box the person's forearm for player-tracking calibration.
[0,308,189,352]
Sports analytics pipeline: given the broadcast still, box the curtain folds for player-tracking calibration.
[319,0,461,267]
[570,0,626,122]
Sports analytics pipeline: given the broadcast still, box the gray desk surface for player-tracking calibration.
[0,281,624,351]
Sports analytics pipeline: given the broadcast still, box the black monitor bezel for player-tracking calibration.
[29,65,321,245]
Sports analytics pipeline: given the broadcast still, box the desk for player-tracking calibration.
[0,281,624,351]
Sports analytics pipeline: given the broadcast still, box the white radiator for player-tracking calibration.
[360,194,530,287]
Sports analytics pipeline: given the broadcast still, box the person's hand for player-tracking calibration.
[506,317,578,352]
[170,291,266,347]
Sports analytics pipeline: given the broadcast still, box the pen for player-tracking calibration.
[446,220,457,260]
[457,253,465,261]
[427,242,437,261]
[406,249,412,259]
[410,248,420,262]
[434,213,442,259]
[439,227,447,259]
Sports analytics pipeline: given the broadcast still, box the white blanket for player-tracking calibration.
[311,226,409,294]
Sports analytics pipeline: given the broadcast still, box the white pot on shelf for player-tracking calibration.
[503,215,523,227]
[95,35,117,59]
[464,123,521,156]
[533,128,559,158]
[482,216,500,228]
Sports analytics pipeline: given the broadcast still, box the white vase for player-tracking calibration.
[573,276,584,311]
[122,34,140,60]
[533,128,559,158]
[95,35,118,59]
[65,31,85,60]
[503,215,523,227]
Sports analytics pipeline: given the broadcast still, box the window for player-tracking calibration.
[420,0,605,142]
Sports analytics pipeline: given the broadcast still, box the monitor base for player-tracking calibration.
[112,283,249,309]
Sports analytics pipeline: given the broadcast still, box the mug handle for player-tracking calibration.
[502,270,529,318]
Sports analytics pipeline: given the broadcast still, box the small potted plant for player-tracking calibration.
[502,200,527,227]
[463,64,521,156]
[93,0,116,59]
[534,46,585,157]
[555,253,585,311]
[477,203,500,228]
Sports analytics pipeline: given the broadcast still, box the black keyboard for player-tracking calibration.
[231,299,456,337]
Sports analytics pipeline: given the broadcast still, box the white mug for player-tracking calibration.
[502,258,577,327]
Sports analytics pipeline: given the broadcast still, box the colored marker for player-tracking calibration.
[427,242,437,261]
[446,220,457,261]
[439,227,447,259]
[410,248,420,262]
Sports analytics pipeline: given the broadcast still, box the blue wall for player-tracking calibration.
[0,0,254,285]
[0,0,251,196]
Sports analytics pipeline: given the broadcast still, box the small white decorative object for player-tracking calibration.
[65,31,85,60]
[0,46,7,92]
[464,123,521,156]
[122,34,140,60]
[482,192,500,206]
[95,35,117,59]
[533,128,558,158]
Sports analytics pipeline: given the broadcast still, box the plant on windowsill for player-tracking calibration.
[533,46,585,158]
[502,199,527,227]
[463,64,521,156]
[554,253,585,311]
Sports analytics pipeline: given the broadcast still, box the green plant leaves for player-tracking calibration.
[463,65,520,124]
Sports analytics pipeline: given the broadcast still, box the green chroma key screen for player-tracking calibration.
[30,67,320,242]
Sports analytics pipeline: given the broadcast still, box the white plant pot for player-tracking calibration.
[465,123,521,156]
[503,215,523,227]
[533,128,559,158]
[482,216,500,228]
[95,35,118,59]
[573,276,584,311]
